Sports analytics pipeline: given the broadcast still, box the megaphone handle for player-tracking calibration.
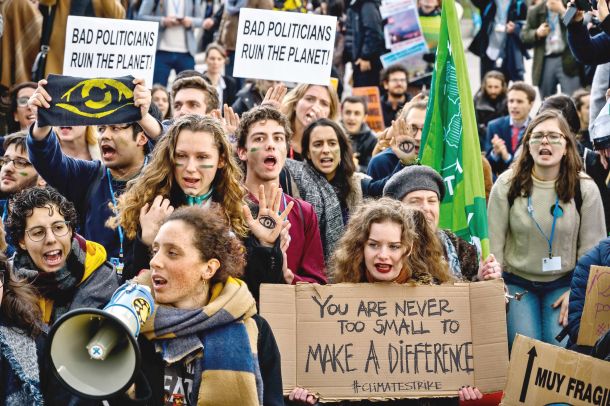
[121,369,153,403]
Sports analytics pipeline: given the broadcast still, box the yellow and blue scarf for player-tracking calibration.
[138,272,262,406]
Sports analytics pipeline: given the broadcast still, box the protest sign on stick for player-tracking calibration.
[63,16,158,87]
[502,335,610,406]
[577,265,610,346]
[234,9,336,85]
[260,281,508,400]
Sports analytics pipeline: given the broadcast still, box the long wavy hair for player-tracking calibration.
[332,198,451,284]
[2,255,43,337]
[508,109,583,204]
[301,118,356,204]
[281,84,340,130]
[112,115,248,239]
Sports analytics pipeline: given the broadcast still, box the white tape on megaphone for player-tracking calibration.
[48,282,154,399]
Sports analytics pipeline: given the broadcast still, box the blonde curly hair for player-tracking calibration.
[332,198,452,284]
[110,115,248,239]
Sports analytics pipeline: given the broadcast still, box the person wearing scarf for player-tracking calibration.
[117,205,282,406]
[6,186,120,326]
[0,252,46,405]
[113,115,287,302]
[383,165,503,282]
[324,199,483,405]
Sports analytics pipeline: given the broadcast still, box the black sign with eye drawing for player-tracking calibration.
[37,74,141,127]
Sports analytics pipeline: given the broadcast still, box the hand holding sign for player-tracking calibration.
[133,78,151,119]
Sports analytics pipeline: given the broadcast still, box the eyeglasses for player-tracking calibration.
[529,132,564,144]
[25,221,71,242]
[96,124,132,135]
[388,78,408,83]
[16,97,30,107]
[0,156,32,169]
[407,124,424,135]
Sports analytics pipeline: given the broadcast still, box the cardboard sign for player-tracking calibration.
[352,87,385,132]
[501,335,610,406]
[63,16,158,87]
[260,281,508,400]
[233,9,336,85]
[577,265,610,346]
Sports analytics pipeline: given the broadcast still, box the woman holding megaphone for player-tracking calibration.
[119,205,283,405]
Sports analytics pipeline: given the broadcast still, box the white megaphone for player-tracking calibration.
[48,282,155,399]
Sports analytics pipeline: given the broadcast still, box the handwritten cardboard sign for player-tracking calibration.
[577,265,610,346]
[260,281,508,400]
[233,9,336,85]
[352,87,385,132]
[501,335,610,406]
[63,16,158,87]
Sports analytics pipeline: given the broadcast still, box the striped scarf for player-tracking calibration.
[138,272,262,405]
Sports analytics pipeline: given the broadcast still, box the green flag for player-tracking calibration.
[419,0,489,258]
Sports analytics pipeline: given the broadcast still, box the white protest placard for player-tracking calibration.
[234,9,336,86]
[63,16,158,87]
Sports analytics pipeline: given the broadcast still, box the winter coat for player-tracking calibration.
[344,0,385,62]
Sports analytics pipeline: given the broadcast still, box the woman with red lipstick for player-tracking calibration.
[6,186,120,327]
[488,109,606,350]
[281,83,340,161]
[285,119,399,266]
[325,198,483,404]
[114,115,290,300]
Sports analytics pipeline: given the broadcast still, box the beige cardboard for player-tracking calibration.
[577,265,610,346]
[501,335,610,406]
[260,280,507,400]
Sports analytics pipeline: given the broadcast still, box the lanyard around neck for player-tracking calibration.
[107,156,149,261]
[527,195,560,258]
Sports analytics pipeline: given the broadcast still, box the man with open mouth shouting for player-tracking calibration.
[236,106,327,287]
[26,78,163,281]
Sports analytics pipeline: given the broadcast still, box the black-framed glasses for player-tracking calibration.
[25,221,71,242]
[0,156,32,169]
[16,97,30,107]
[96,124,132,135]
[529,131,564,144]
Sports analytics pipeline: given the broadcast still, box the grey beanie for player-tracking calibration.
[383,165,445,201]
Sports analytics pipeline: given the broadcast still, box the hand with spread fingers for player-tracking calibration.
[389,118,420,165]
[261,85,288,110]
[243,183,294,247]
[139,195,175,246]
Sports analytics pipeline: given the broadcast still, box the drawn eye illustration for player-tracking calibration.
[56,78,134,119]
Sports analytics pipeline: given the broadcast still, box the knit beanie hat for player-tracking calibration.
[383,165,445,201]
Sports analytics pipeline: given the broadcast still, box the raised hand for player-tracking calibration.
[243,184,294,247]
[139,195,174,246]
[261,85,288,110]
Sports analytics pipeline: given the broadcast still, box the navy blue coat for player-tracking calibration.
[567,21,610,65]
[568,237,610,346]
[484,115,519,176]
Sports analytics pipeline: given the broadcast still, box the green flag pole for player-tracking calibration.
[419,0,490,259]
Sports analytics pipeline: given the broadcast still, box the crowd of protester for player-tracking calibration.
[1,0,610,404]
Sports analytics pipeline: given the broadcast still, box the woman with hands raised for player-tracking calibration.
[112,115,292,301]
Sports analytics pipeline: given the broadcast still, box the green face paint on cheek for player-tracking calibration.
[175,163,184,167]
[199,165,215,169]
[250,148,260,153]
[19,172,29,177]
